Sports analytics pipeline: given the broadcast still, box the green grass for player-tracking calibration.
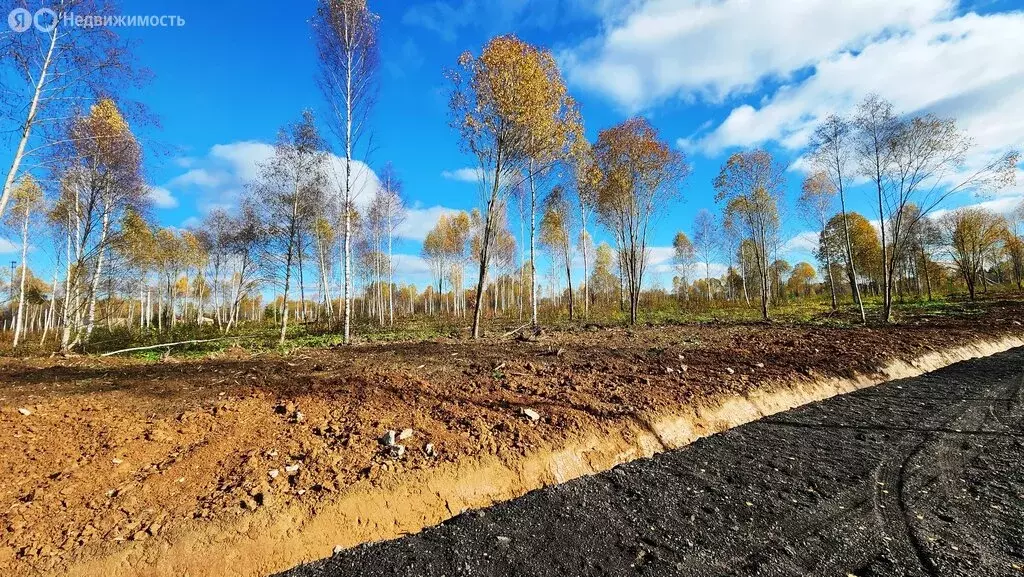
[8,291,1017,360]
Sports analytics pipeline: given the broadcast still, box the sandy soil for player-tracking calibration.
[1,300,1022,576]
[284,347,1024,577]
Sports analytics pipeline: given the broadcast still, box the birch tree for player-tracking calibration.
[372,164,405,325]
[254,112,327,344]
[714,150,784,320]
[692,209,718,303]
[593,118,687,324]
[57,98,145,350]
[447,35,576,338]
[939,208,1007,301]
[569,132,599,319]
[539,187,575,319]
[314,0,379,343]
[7,175,43,347]
[224,199,266,333]
[672,232,695,300]
[807,114,865,321]
[798,171,838,310]
[1,0,143,222]
[854,94,1017,321]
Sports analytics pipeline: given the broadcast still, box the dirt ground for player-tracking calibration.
[1,300,1022,575]
[284,347,1024,577]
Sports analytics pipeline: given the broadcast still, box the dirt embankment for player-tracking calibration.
[1,301,1022,577]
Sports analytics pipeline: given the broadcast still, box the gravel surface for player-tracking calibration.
[281,347,1024,577]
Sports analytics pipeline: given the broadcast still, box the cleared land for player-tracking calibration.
[1,299,1022,576]
[284,347,1024,577]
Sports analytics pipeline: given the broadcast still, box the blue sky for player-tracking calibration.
[6,0,1024,289]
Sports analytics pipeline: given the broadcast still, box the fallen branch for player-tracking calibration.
[502,323,531,338]
[100,338,235,357]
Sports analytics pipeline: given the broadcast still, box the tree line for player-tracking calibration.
[0,1,1020,351]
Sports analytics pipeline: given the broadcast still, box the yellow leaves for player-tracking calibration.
[5,174,43,227]
[90,98,129,136]
[451,34,576,167]
[423,212,471,261]
[10,174,42,214]
[801,170,835,198]
[82,98,133,160]
[790,262,817,283]
[539,203,567,251]
[593,117,683,217]
[71,97,142,192]
[315,217,335,245]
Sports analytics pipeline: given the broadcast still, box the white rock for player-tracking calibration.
[522,408,541,422]
[285,464,300,474]
[390,444,406,459]
[725,367,735,375]
[268,469,280,479]
[17,408,31,416]
[293,411,305,423]
[112,458,123,465]
[497,536,511,544]
[398,428,414,441]
[380,430,397,446]
[754,363,765,369]
[333,545,344,555]
[425,443,436,457]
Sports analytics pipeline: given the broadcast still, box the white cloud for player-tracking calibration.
[162,140,386,216]
[441,167,482,183]
[930,194,1024,220]
[395,205,461,242]
[0,238,19,254]
[147,186,178,209]
[392,253,433,279]
[209,141,275,183]
[781,231,819,256]
[167,168,231,189]
[648,245,728,278]
[562,0,951,111]
[323,154,381,211]
[695,9,1024,159]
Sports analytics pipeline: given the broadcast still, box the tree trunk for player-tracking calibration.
[839,192,866,322]
[565,246,574,322]
[12,213,30,347]
[528,165,538,328]
[705,261,711,302]
[388,224,395,326]
[40,272,58,346]
[471,166,502,339]
[0,27,57,221]
[823,237,837,311]
[297,237,306,322]
[84,202,112,340]
[581,224,589,319]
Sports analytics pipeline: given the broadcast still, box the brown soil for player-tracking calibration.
[1,300,1022,576]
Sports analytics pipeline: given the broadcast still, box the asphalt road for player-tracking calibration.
[280,348,1024,577]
